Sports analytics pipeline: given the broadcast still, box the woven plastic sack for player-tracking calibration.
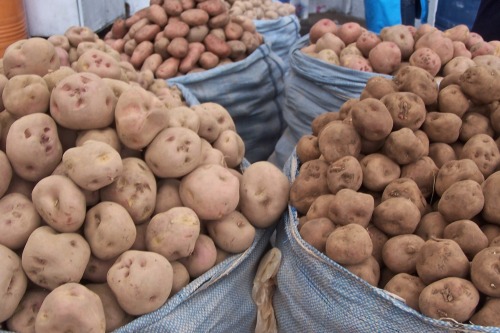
[168,43,286,163]
[269,34,391,168]
[272,150,500,333]
[254,14,301,72]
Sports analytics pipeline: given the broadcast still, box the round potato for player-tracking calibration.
[6,289,49,333]
[75,127,121,152]
[206,210,256,253]
[325,223,373,266]
[212,130,245,168]
[107,250,173,315]
[318,121,361,163]
[384,273,426,312]
[239,161,290,228]
[0,244,28,322]
[154,178,183,215]
[299,217,336,253]
[3,74,50,118]
[372,197,421,236]
[178,234,217,279]
[326,155,363,194]
[443,220,488,260]
[327,189,374,228]
[438,179,484,222]
[360,153,401,192]
[0,150,12,199]
[76,49,122,79]
[382,234,425,274]
[22,226,91,290]
[471,246,500,297]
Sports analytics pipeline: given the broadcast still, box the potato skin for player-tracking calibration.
[289,159,330,215]
[325,223,373,266]
[471,246,500,297]
[372,197,421,236]
[206,210,256,253]
[6,289,49,333]
[0,244,28,322]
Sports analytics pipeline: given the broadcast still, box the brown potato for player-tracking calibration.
[460,112,494,143]
[482,171,500,224]
[372,197,421,236]
[443,219,488,260]
[327,189,374,228]
[384,273,426,312]
[470,297,500,327]
[360,76,397,100]
[318,121,361,163]
[471,246,500,297]
[408,47,441,76]
[326,155,363,194]
[382,128,426,165]
[422,112,462,144]
[299,217,336,253]
[415,238,470,285]
[380,92,426,131]
[325,223,373,266]
[344,255,380,287]
[438,179,484,222]
[382,234,424,274]
[206,210,256,253]
[350,98,393,142]
[428,143,457,169]
[419,277,479,322]
[460,134,500,177]
[401,156,439,198]
[366,224,389,266]
[381,178,427,215]
[393,66,439,106]
[415,212,447,240]
[380,24,415,60]
[296,135,321,163]
[360,153,401,192]
[435,159,484,197]
[460,65,500,105]
[289,159,330,215]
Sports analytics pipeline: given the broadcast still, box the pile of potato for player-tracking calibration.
[227,0,296,20]
[100,0,264,78]
[302,18,500,77]
[290,62,500,326]
[0,36,290,333]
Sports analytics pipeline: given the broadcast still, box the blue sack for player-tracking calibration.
[168,43,286,163]
[254,15,301,72]
[269,34,391,168]
[272,150,500,333]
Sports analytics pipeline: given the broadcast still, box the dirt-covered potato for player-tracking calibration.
[360,153,401,192]
[305,194,335,221]
[384,273,426,311]
[437,84,470,118]
[415,211,447,240]
[6,113,62,182]
[382,234,424,274]
[327,189,374,227]
[438,179,484,222]
[460,134,500,177]
[428,143,457,168]
[443,219,488,260]
[62,140,123,191]
[0,193,41,250]
[372,197,421,236]
[318,121,362,163]
[471,246,500,297]
[50,72,117,130]
[107,250,173,315]
[482,171,500,224]
[422,112,462,144]
[393,66,439,106]
[435,159,484,197]
[0,244,28,322]
[470,297,500,327]
[401,156,439,198]
[2,37,60,78]
[383,128,426,165]
[206,210,255,253]
[5,289,49,333]
[325,223,373,266]
[100,157,157,224]
[22,226,90,290]
[326,155,363,194]
[296,134,321,163]
[179,164,239,220]
[3,74,50,118]
[360,76,397,100]
[289,159,330,215]
[381,178,427,215]
[178,234,217,279]
[239,161,290,228]
[344,255,380,287]
[299,217,336,253]
[146,206,200,261]
[460,65,500,105]
[350,98,393,142]
[419,277,479,322]
[380,92,427,131]
[86,283,133,332]
[460,112,494,143]
[415,238,470,285]
[35,283,105,333]
[84,201,136,260]
[366,224,389,266]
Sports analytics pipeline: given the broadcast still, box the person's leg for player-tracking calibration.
[401,0,416,25]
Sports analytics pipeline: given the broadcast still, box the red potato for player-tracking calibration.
[337,22,363,45]
[0,193,41,250]
[380,24,415,60]
[156,57,180,79]
[179,234,217,279]
[409,47,441,76]
[309,18,338,44]
[0,244,28,323]
[0,150,12,198]
[22,226,91,290]
[34,283,105,333]
[181,8,210,26]
[107,250,173,316]
[368,41,402,75]
[415,30,454,65]
[356,31,381,57]
[204,33,231,58]
[179,42,205,73]
[315,32,345,56]
[146,206,200,261]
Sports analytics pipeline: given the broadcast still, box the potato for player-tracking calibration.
[470,297,500,327]
[170,260,190,295]
[435,159,484,197]
[400,156,439,198]
[384,273,425,312]
[100,157,157,224]
[326,155,363,194]
[309,18,338,44]
[0,193,40,250]
[6,113,62,182]
[75,48,122,80]
[470,246,500,297]
[368,41,401,75]
[180,8,210,26]
[422,112,462,144]
[65,26,96,47]
[0,244,28,322]
[360,76,397,101]
[318,121,361,163]
[299,217,336,253]
[380,24,415,60]
[380,92,426,131]
[415,30,454,65]
[34,283,105,333]
[443,56,475,77]
[356,31,381,58]
[381,178,427,215]
[350,98,393,142]
[179,164,239,220]
[460,134,500,177]
[82,254,116,283]
[206,210,256,253]
[482,172,500,224]
[364,224,388,266]
[460,66,500,105]
[295,135,321,163]
[212,130,245,168]
[5,289,49,333]
[459,111,494,143]
[107,250,173,315]
[474,54,500,71]
[415,238,470,285]
[325,223,373,266]
[360,153,401,192]
[382,128,425,165]
[2,38,60,78]
[22,226,90,290]
[153,179,181,216]
[146,206,200,261]
[437,84,469,118]
[289,159,330,215]
[452,41,472,59]
[0,150,11,197]
[393,66,439,106]
[179,233,217,279]
[48,34,70,51]
[3,74,50,118]
[372,197,421,236]
[408,47,441,76]
[419,277,479,322]
[191,102,235,142]
[438,179,484,222]
[86,283,133,332]
[344,255,380,287]
[443,24,469,43]
[337,22,363,45]
[443,219,488,260]
[145,126,202,178]
[315,32,345,56]
[50,72,116,130]
[327,189,374,228]
[382,234,424,274]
